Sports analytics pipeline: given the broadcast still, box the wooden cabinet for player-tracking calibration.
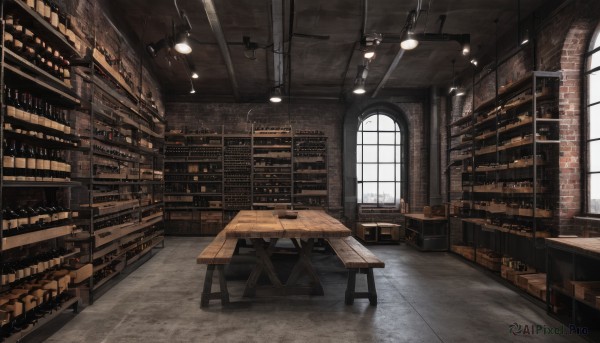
[404,214,448,251]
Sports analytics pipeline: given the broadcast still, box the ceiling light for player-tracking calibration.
[520,29,529,45]
[455,87,466,96]
[400,30,419,50]
[364,50,375,59]
[462,41,470,56]
[191,69,199,79]
[269,87,282,103]
[353,78,366,94]
[146,38,168,58]
[174,31,192,54]
[361,33,382,60]
[470,58,478,67]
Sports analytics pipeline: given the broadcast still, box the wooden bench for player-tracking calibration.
[327,236,385,305]
[196,231,238,307]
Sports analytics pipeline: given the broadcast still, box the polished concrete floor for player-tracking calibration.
[29,237,586,343]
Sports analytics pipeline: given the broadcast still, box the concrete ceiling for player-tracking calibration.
[104,0,546,102]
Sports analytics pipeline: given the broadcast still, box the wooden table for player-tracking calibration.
[224,210,351,297]
[404,213,448,251]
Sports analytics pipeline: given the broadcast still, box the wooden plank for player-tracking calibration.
[328,238,365,268]
[2,225,75,251]
[343,237,385,268]
[213,238,238,264]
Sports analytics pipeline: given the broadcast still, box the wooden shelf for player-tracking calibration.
[4,64,80,106]
[92,48,137,101]
[126,237,164,266]
[94,217,162,248]
[2,180,80,188]
[2,225,75,251]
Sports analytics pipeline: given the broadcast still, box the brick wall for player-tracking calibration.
[166,102,345,212]
[451,0,600,235]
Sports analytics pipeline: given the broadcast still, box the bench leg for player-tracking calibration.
[201,265,230,308]
[366,268,377,306]
[345,270,356,305]
[201,265,215,308]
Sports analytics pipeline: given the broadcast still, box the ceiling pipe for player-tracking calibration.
[271,0,284,90]
[201,0,240,101]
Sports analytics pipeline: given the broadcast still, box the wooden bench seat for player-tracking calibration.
[196,232,238,307]
[327,236,385,305]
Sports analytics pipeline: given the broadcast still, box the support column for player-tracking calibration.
[429,87,442,206]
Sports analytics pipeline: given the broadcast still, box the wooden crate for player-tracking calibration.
[451,245,475,261]
[356,223,378,242]
[570,281,600,300]
[516,273,547,293]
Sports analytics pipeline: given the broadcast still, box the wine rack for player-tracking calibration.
[0,1,86,341]
[164,130,223,235]
[448,71,561,273]
[68,30,165,302]
[164,126,329,236]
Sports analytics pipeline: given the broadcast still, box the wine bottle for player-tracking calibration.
[15,141,27,181]
[26,0,35,9]
[28,93,40,125]
[42,148,51,181]
[3,139,16,181]
[50,1,59,29]
[35,146,44,181]
[13,88,24,120]
[19,91,31,123]
[25,143,37,181]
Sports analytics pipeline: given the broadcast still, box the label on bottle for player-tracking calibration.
[50,160,58,172]
[44,4,51,19]
[50,120,59,130]
[30,264,38,274]
[4,156,15,169]
[27,157,36,170]
[51,212,59,221]
[29,215,40,226]
[36,0,44,15]
[16,269,24,280]
[15,157,26,169]
[30,113,40,125]
[6,105,16,117]
[41,116,51,128]
[23,267,31,277]
[51,12,59,28]
[14,38,23,50]
[53,257,61,266]
[4,31,13,44]
[2,219,9,231]
[37,261,44,272]
[17,217,28,227]
[8,273,15,283]
[59,211,69,220]
[43,158,51,171]
[39,213,51,223]
[22,109,31,123]
[1,274,6,286]
[27,0,35,8]
[42,261,49,270]
[58,22,66,34]
[36,158,44,171]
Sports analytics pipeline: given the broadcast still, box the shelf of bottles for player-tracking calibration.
[0,1,85,340]
[450,71,561,271]
[223,136,251,210]
[293,130,328,209]
[67,33,164,298]
[252,126,292,209]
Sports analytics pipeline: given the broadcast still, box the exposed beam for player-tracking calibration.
[201,0,240,101]
[371,48,405,98]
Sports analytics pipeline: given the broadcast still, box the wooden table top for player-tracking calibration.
[224,210,352,239]
[404,213,447,221]
[546,237,600,260]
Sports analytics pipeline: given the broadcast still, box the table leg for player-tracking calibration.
[286,238,324,295]
[243,238,282,297]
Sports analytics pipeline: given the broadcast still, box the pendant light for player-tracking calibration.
[174,31,192,54]
[269,87,283,103]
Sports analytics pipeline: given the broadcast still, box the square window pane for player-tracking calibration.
[363,164,378,181]
[590,72,600,105]
[357,132,362,144]
[379,164,395,181]
[590,104,600,140]
[396,183,401,203]
[396,146,401,161]
[362,117,377,131]
[396,132,401,142]
[363,145,378,162]
[379,146,394,162]
[378,182,395,203]
[357,164,362,181]
[590,173,600,214]
[590,51,600,72]
[396,165,401,180]
[357,183,363,203]
[363,132,378,144]
[357,146,363,162]
[363,182,377,203]
[379,132,395,144]
[591,140,600,172]
[378,115,396,131]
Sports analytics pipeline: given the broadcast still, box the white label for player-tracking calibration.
[16,269,24,280]
[6,105,16,117]
[8,273,15,283]
[59,211,69,220]
[44,4,51,19]
[4,156,15,168]
[27,157,36,169]
[51,13,59,28]
[2,219,9,231]
[36,0,44,15]
[23,267,31,277]
[30,114,40,125]
[58,23,66,34]
[15,157,26,169]
[27,0,35,8]
[43,159,51,170]
[50,160,58,171]
[36,159,44,170]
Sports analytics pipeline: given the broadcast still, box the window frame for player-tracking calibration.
[585,24,600,216]
[356,110,408,207]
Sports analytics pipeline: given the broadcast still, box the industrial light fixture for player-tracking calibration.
[353,78,366,94]
[520,29,529,45]
[189,79,196,94]
[449,60,457,94]
[174,31,192,54]
[455,87,466,96]
[470,58,478,67]
[400,30,419,50]
[269,87,283,103]
[361,33,382,60]
[191,68,199,79]
[400,10,419,50]
[462,40,470,56]
[146,38,169,58]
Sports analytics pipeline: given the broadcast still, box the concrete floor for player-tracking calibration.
[30,237,586,343]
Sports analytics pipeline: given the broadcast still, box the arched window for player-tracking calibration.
[357,111,407,206]
[586,25,600,214]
